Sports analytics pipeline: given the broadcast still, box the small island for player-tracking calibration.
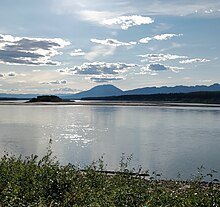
[28,95,64,103]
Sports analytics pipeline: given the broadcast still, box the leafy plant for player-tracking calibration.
[0,148,219,206]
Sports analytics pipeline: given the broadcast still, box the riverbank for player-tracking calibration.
[0,151,220,206]
[0,100,220,107]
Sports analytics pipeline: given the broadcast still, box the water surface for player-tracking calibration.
[0,105,220,179]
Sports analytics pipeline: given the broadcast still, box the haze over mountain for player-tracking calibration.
[1,83,220,100]
[62,83,220,100]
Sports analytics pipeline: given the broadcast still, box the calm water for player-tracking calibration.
[0,104,220,180]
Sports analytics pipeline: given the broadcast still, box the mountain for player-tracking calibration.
[64,83,220,100]
[1,83,220,100]
[62,84,124,99]
[124,83,220,95]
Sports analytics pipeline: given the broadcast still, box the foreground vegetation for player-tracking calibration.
[0,150,220,206]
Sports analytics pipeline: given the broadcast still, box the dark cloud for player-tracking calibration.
[144,63,184,73]
[0,49,46,65]
[4,38,60,51]
[148,63,168,71]
[0,34,70,66]
[7,72,16,77]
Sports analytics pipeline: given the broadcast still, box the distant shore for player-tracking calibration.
[0,100,220,107]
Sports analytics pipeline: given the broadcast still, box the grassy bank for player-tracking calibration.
[0,150,220,206]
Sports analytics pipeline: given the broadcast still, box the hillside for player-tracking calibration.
[82,91,220,104]
[124,83,220,95]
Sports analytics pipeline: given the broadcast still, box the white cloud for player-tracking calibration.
[41,80,67,85]
[179,58,210,64]
[134,1,220,17]
[51,87,79,93]
[0,33,70,66]
[139,37,152,44]
[87,76,124,83]
[153,33,182,40]
[79,10,116,24]
[70,49,85,56]
[199,79,212,83]
[204,9,214,14]
[90,38,136,47]
[138,53,188,62]
[102,15,154,30]
[85,45,116,61]
[139,34,182,44]
[52,0,220,22]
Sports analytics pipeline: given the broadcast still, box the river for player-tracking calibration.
[0,104,220,180]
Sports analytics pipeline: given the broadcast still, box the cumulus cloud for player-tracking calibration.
[139,37,152,44]
[204,9,214,14]
[153,33,182,40]
[65,62,136,76]
[179,58,210,64]
[88,76,124,83]
[147,64,168,71]
[102,15,154,30]
[0,34,70,66]
[41,80,67,85]
[139,34,182,44]
[85,45,116,61]
[90,38,136,47]
[70,49,85,56]
[142,63,184,74]
[138,53,188,62]
[58,62,136,82]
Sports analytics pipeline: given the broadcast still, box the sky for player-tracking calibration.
[0,0,220,94]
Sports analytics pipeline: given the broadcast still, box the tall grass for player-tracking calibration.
[0,146,219,206]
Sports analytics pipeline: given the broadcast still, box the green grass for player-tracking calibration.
[0,149,220,206]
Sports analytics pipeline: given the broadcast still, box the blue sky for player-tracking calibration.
[0,0,220,94]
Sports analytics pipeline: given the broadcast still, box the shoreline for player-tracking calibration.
[0,100,220,107]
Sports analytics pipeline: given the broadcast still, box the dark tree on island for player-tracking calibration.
[28,95,63,102]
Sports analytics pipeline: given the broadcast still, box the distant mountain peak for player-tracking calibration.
[64,84,123,99]
[91,84,122,90]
